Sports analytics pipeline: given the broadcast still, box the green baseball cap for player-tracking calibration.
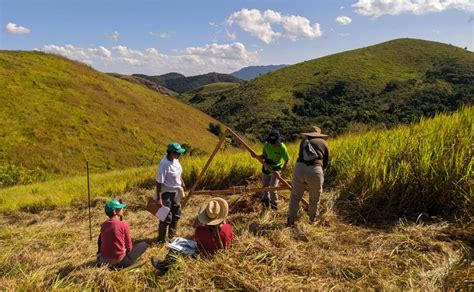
[167,142,186,154]
[105,199,127,214]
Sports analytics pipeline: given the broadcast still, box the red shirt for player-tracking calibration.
[100,217,133,261]
[195,223,233,255]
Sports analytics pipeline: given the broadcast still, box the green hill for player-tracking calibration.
[186,82,240,95]
[178,82,241,110]
[192,38,474,140]
[134,72,243,93]
[0,51,220,185]
[108,73,177,96]
[231,64,288,80]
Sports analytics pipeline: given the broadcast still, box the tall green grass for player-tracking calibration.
[0,107,472,219]
[0,149,261,212]
[327,106,473,219]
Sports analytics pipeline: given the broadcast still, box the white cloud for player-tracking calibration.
[226,29,237,40]
[41,44,112,64]
[227,8,322,44]
[353,0,474,17]
[184,42,257,62]
[149,31,171,38]
[40,42,258,75]
[336,16,352,25]
[106,31,119,41]
[5,22,31,35]
[112,45,144,58]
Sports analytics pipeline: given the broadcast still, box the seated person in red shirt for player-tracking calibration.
[150,197,233,273]
[195,197,233,255]
[96,199,148,269]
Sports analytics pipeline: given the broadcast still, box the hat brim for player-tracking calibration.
[301,132,329,139]
[176,148,186,154]
[117,203,127,209]
[198,197,228,225]
[267,138,282,144]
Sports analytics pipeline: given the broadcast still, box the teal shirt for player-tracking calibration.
[262,142,290,169]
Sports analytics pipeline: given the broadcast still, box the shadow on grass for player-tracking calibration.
[248,222,286,236]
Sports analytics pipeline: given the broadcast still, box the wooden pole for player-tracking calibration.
[183,133,227,206]
[191,186,290,195]
[183,127,305,207]
[86,161,92,241]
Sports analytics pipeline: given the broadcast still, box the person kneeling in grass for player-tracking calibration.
[96,199,148,269]
[150,197,233,273]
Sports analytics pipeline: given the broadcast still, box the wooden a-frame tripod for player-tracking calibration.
[182,127,292,206]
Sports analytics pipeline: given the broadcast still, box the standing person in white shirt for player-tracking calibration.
[155,142,186,243]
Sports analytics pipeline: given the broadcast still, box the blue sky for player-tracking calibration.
[1,0,473,75]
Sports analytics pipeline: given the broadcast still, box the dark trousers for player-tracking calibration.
[114,242,148,269]
[158,192,181,242]
[97,236,148,269]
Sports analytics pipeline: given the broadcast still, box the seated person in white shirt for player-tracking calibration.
[155,142,186,243]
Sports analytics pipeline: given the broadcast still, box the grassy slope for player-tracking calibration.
[177,82,242,111]
[0,51,219,177]
[244,38,470,102]
[186,82,240,95]
[135,72,243,94]
[197,38,473,139]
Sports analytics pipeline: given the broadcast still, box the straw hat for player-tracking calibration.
[198,197,229,225]
[301,126,329,139]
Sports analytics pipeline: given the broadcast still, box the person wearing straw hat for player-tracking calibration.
[155,142,186,243]
[96,199,148,269]
[287,126,330,226]
[259,129,290,210]
[195,197,234,255]
[150,198,233,273]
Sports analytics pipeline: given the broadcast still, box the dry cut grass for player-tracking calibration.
[0,188,471,290]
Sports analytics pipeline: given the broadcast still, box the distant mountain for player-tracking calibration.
[0,51,220,182]
[231,64,287,80]
[187,38,474,141]
[133,72,243,93]
[108,73,177,96]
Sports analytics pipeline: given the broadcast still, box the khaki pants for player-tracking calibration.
[262,172,280,204]
[288,163,324,223]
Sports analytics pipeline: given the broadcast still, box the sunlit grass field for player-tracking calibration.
[1,106,472,220]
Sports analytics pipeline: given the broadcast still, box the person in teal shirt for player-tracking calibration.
[260,130,290,210]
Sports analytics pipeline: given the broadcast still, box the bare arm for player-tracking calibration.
[155,181,163,207]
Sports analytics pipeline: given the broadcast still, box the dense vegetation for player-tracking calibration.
[187,39,474,141]
[0,51,219,185]
[231,64,287,80]
[133,72,243,93]
[178,82,241,110]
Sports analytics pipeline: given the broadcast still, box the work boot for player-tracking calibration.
[151,256,163,269]
[270,202,278,210]
[286,217,295,227]
[168,220,179,240]
[261,197,270,209]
